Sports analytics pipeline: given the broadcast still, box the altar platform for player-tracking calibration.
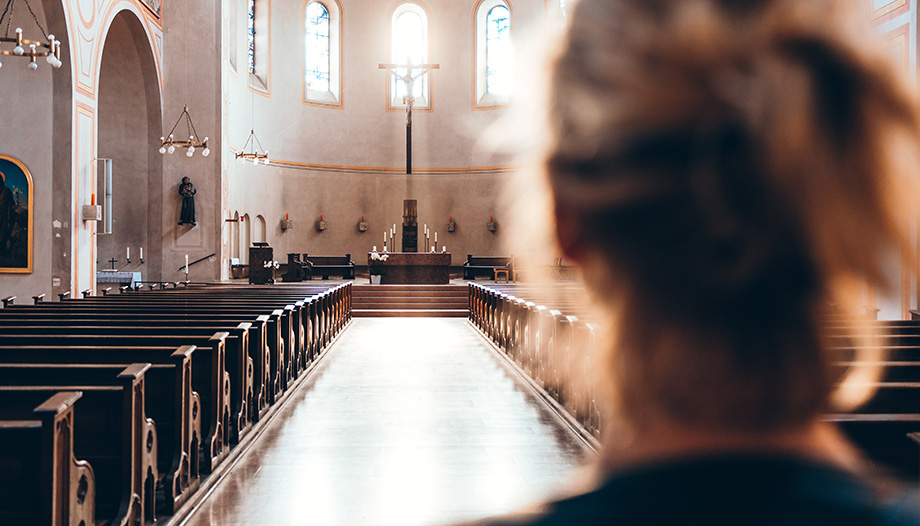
[369,252,451,285]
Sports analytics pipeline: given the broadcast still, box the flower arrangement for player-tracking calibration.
[263,260,280,283]
[368,250,389,275]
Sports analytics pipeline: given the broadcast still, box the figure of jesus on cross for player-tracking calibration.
[379,58,439,174]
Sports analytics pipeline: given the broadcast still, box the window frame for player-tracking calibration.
[304,0,344,107]
[387,2,433,112]
[473,0,513,109]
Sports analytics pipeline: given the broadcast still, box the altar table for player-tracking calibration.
[369,252,450,284]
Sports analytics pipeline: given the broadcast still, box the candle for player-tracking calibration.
[384,232,387,244]
[185,254,189,271]
[373,246,377,252]
[362,216,365,222]
[490,216,493,222]
[127,247,130,260]
[140,247,143,260]
[442,246,446,252]
[449,216,452,222]
[91,193,96,206]
[434,232,437,243]
[286,213,289,220]
[320,215,324,221]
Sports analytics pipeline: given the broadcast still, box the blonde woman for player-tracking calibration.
[468,0,920,523]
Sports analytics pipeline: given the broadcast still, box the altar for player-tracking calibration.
[370,252,450,284]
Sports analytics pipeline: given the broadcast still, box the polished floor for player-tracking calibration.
[180,318,591,526]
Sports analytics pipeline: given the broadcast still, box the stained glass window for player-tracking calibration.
[392,8,427,102]
[485,6,511,97]
[248,0,256,74]
[306,2,331,92]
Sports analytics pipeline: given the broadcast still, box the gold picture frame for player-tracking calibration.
[0,155,34,273]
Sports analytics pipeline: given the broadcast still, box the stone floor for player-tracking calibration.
[179,318,591,526]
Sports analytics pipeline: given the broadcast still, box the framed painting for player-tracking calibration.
[0,155,33,273]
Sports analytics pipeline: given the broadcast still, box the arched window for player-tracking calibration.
[485,6,511,97]
[389,3,430,109]
[304,0,343,106]
[474,0,512,108]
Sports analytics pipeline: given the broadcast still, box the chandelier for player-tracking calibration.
[159,106,210,157]
[235,129,269,164]
[0,0,63,70]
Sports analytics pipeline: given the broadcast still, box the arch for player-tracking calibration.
[387,1,432,109]
[473,0,513,108]
[255,214,267,243]
[230,211,241,260]
[304,0,343,107]
[242,214,252,264]
[96,8,163,279]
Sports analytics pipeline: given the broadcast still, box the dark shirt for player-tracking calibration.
[463,455,920,525]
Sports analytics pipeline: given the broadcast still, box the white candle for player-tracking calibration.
[442,246,446,252]
[393,224,396,233]
[127,246,130,260]
[185,254,189,270]
[434,232,437,243]
[139,247,143,260]
[373,246,377,252]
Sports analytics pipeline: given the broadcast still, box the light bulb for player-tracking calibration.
[13,45,23,55]
[202,148,210,157]
[168,145,176,154]
[186,149,194,158]
[28,61,37,71]
[263,157,270,165]
[53,58,62,68]
[159,146,167,154]
[0,61,3,71]
[46,54,55,64]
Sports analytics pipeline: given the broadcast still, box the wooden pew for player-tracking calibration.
[0,345,199,514]
[463,255,512,280]
[0,333,229,476]
[303,254,356,279]
[0,363,156,526]
[0,391,96,526]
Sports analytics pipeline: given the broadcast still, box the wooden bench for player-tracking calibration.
[303,254,356,279]
[0,391,96,526]
[0,363,156,525]
[0,344,200,513]
[463,255,512,280]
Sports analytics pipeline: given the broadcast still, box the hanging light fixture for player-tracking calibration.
[159,106,210,157]
[235,129,269,164]
[0,0,63,71]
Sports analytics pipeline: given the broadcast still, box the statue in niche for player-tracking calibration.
[178,177,197,226]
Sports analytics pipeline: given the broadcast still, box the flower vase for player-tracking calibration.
[370,274,382,285]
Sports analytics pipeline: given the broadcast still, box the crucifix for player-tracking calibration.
[379,59,440,174]
[108,258,118,270]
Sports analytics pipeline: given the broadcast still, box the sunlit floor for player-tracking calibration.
[179,318,590,526]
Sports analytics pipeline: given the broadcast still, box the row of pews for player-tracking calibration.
[0,282,352,526]
[468,283,600,441]
[471,283,920,480]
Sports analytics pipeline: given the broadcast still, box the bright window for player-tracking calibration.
[305,2,331,92]
[485,6,511,97]
[389,3,429,108]
[474,0,512,108]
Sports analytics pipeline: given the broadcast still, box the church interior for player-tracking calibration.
[1,0,920,525]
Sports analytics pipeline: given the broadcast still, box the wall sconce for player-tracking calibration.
[281,213,293,231]
[82,193,101,222]
[487,216,497,232]
[358,215,368,232]
[316,214,327,231]
[446,216,456,232]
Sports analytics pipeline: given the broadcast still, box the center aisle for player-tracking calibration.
[180,318,590,526]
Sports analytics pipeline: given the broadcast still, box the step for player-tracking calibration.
[353,309,469,318]
[354,302,467,310]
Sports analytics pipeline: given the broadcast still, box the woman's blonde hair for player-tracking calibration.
[545,0,920,432]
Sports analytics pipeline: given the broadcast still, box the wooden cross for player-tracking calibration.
[379,60,440,174]
[108,258,118,270]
